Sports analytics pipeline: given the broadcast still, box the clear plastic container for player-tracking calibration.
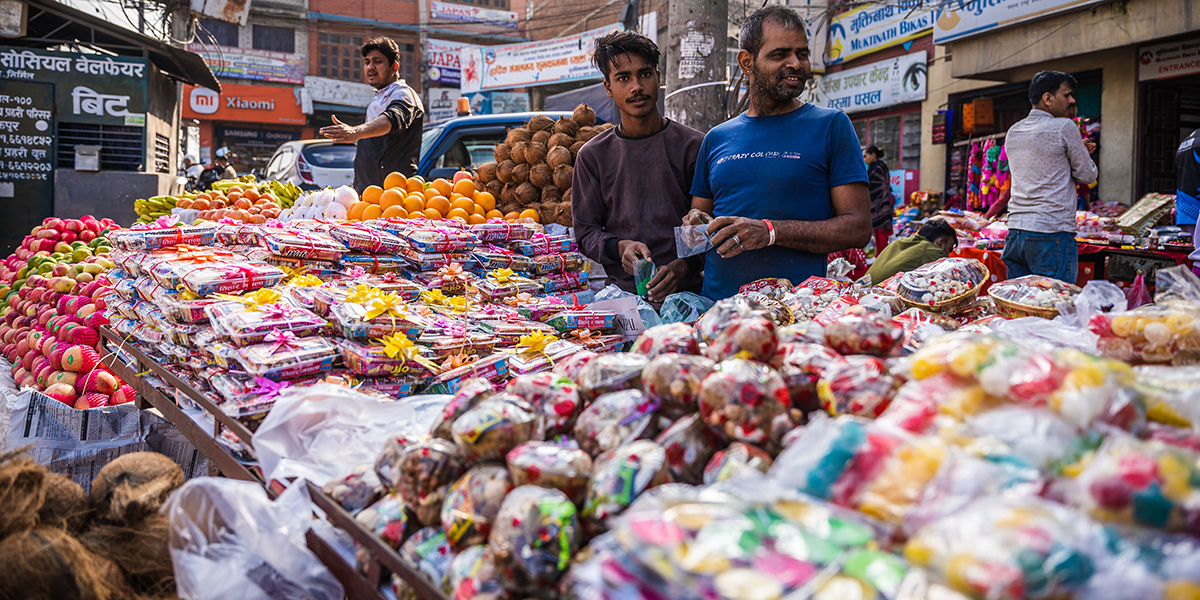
[260,231,347,261]
[204,300,327,346]
[329,297,434,339]
[234,336,338,381]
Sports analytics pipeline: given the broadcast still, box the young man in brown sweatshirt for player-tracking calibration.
[571,31,705,301]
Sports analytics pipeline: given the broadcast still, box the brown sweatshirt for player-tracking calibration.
[571,120,705,293]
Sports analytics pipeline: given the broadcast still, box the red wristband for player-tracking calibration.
[764,219,776,246]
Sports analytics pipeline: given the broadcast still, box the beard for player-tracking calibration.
[751,61,807,105]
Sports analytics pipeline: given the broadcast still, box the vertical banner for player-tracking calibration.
[0,79,54,253]
[427,39,466,88]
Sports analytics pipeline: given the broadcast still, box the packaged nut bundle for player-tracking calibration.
[441,465,515,549]
[703,441,774,485]
[631,323,701,359]
[818,355,902,418]
[406,227,480,253]
[431,378,496,440]
[321,465,384,514]
[234,334,339,381]
[655,414,721,484]
[551,350,599,382]
[205,300,327,346]
[823,312,905,357]
[442,544,505,599]
[397,527,457,593]
[506,441,594,505]
[489,485,581,595]
[507,234,577,256]
[260,230,348,261]
[576,353,649,402]
[695,295,773,344]
[375,432,428,491]
[328,223,407,254]
[573,389,659,458]
[581,440,670,530]
[705,316,778,363]
[393,438,469,526]
[641,353,716,418]
[773,342,842,416]
[506,373,582,438]
[697,358,793,448]
[451,393,540,463]
[355,493,408,550]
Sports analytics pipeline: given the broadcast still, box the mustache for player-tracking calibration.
[626,95,650,102]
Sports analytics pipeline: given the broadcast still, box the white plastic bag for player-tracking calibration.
[164,478,344,600]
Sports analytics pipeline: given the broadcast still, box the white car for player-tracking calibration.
[264,140,356,190]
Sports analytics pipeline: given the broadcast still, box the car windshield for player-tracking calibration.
[421,126,444,158]
[301,144,355,168]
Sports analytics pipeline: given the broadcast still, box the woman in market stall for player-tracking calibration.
[864,145,896,253]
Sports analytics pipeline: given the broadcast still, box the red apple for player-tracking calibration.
[79,230,97,243]
[64,220,82,233]
[59,231,77,244]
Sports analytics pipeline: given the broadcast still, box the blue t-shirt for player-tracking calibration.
[691,103,868,300]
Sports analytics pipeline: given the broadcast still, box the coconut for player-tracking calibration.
[497,160,516,184]
[554,117,580,137]
[500,183,517,205]
[573,104,597,127]
[0,527,133,600]
[576,127,599,143]
[570,141,587,158]
[548,132,575,149]
[505,127,531,146]
[527,114,555,132]
[79,513,174,597]
[598,122,615,131]
[541,185,563,204]
[562,189,572,205]
[554,202,575,227]
[524,142,547,165]
[477,162,498,183]
[538,204,557,225]
[486,179,504,199]
[531,130,551,145]
[0,451,45,540]
[493,142,511,163]
[515,182,540,205]
[511,163,531,185]
[547,146,573,169]
[530,163,554,189]
[38,472,89,533]
[89,452,184,526]
[510,141,528,165]
[554,165,574,192]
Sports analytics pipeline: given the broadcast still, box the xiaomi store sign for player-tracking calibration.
[183,82,306,124]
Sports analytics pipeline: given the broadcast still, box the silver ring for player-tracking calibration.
[733,234,741,246]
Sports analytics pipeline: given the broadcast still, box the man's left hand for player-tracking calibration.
[708,216,770,260]
[320,115,359,143]
[1085,140,1097,155]
[646,259,689,303]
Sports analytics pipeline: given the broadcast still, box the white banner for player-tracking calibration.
[461,24,618,92]
[427,38,467,87]
[933,0,1103,44]
[431,0,517,29]
[1139,37,1200,82]
[427,87,462,125]
[828,2,933,65]
[821,51,927,114]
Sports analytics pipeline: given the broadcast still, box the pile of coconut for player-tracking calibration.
[475,104,613,227]
[0,451,185,600]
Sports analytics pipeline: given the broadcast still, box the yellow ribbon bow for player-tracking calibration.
[445,296,474,313]
[420,289,449,306]
[489,268,515,284]
[363,292,406,321]
[379,333,416,360]
[214,288,282,309]
[345,285,378,305]
[518,330,558,356]
[174,285,199,301]
[289,274,324,287]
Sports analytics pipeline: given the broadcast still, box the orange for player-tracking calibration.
[422,188,441,202]
[426,196,451,216]
[402,195,425,214]
[504,211,521,221]
[519,209,541,223]
[468,213,487,225]
[380,188,405,210]
[486,209,503,220]
[451,216,468,224]
[450,197,475,213]
[362,204,383,220]
[423,208,443,220]
[473,203,486,216]
[447,207,471,220]
[362,185,384,205]
[384,172,406,190]
[431,178,454,197]
[243,188,260,201]
[475,191,496,212]
[405,177,425,194]
[452,179,476,197]
[348,201,369,220]
[381,205,408,219]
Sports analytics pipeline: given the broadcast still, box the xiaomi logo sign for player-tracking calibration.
[189,87,219,115]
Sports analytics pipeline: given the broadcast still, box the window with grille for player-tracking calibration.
[57,123,144,171]
[154,133,170,174]
[198,18,239,47]
[254,25,295,53]
[318,33,364,81]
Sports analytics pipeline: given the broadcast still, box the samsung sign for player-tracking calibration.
[216,127,301,142]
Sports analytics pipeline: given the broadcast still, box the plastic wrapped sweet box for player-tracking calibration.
[110,223,218,252]
[476,273,540,302]
[398,247,471,271]
[330,299,434,340]
[507,339,585,376]
[475,319,557,346]
[336,339,439,378]
[260,231,348,261]
[415,330,500,358]
[233,336,338,381]
[524,252,586,276]
[141,246,247,289]
[502,293,567,322]
[507,234,577,256]
[206,369,327,419]
[311,281,424,316]
[339,253,408,274]
[562,330,625,354]
[467,219,541,242]
[425,352,510,394]
[405,227,480,253]
[404,268,475,296]
[215,223,267,246]
[544,309,618,334]
[205,300,327,347]
[470,250,536,273]
[531,270,589,294]
[242,247,341,276]
[328,223,407,254]
[164,259,286,297]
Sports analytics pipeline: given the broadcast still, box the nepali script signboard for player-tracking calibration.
[933,0,1104,44]
[0,79,53,253]
[821,51,927,114]
[1,46,148,127]
[828,1,933,65]
[460,24,617,92]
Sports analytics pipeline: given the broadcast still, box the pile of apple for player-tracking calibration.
[0,215,135,408]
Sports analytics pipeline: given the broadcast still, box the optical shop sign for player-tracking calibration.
[1,47,147,127]
[828,1,933,65]
[461,24,617,92]
[822,51,927,114]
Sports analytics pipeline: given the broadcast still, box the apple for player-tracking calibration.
[59,231,78,244]
[64,220,82,233]
[15,338,28,357]
[45,382,75,398]
[36,239,56,253]
[20,352,34,372]
[79,230,97,243]
[27,288,44,303]
[84,221,101,234]
[35,229,59,240]
[42,218,63,230]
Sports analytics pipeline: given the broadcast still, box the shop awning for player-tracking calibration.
[11,0,221,92]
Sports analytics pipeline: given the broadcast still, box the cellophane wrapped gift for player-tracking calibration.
[582,440,669,531]
[698,358,793,447]
[330,293,434,339]
[450,393,539,463]
[328,223,407,254]
[355,493,408,550]
[440,465,515,549]
[641,353,716,418]
[234,335,339,381]
[475,270,541,302]
[110,223,218,251]
[391,438,469,526]
[260,230,348,261]
[506,373,582,437]
[205,300,327,346]
[488,485,581,596]
[576,353,649,402]
[505,441,593,505]
[573,389,659,458]
[897,257,988,308]
[442,545,505,599]
[655,413,721,484]
[631,323,701,358]
[470,249,536,273]
[705,316,778,363]
[531,270,588,294]
[321,465,384,514]
[817,355,902,418]
[172,260,286,296]
[395,527,456,595]
[336,338,438,379]
[703,441,774,485]
[468,219,540,242]
[544,309,617,333]
[506,338,583,376]
[406,227,480,253]
[823,312,905,357]
[507,234,577,256]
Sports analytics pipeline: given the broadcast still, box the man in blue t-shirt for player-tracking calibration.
[687,5,871,300]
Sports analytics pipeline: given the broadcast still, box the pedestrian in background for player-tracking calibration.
[863,145,895,253]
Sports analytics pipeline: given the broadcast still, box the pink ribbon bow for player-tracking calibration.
[251,377,290,400]
[264,328,301,353]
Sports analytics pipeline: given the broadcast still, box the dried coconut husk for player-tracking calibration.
[547,146,573,169]
[524,141,547,165]
[0,526,133,600]
[576,126,599,142]
[509,141,528,165]
[89,452,183,527]
[548,132,574,149]
[39,472,89,534]
[511,162,531,185]
[554,165,574,191]
[538,204,556,225]
[562,189,572,204]
[527,114,555,132]
[500,183,517,205]
[541,185,563,204]
[476,162,498,184]
[493,142,510,163]
[505,127,531,146]
[573,104,597,127]
[496,160,515,184]
[531,129,551,145]
[550,201,574,226]
[570,140,587,159]
[516,182,540,205]
[79,513,174,597]
[554,117,580,137]
[530,163,554,189]
[486,179,503,199]
[0,449,46,540]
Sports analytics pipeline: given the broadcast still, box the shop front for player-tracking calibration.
[182,82,308,176]
[1136,35,1200,197]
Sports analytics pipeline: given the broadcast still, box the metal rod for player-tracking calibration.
[306,530,390,600]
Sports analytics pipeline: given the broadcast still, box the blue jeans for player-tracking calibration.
[1002,229,1078,283]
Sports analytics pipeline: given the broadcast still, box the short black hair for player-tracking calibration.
[865,145,885,159]
[592,31,660,81]
[740,5,806,56]
[362,36,400,67]
[919,219,957,245]
[1028,71,1076,107]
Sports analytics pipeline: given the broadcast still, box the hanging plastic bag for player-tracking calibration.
[1126,272,1153,309]
[674,225,714,258]
[1071,279,1127,328]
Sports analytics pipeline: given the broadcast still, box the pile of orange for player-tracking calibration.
[346,171,539,224]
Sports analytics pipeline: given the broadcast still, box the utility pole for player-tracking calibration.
[665,0,727,132]
[418,0,429,98]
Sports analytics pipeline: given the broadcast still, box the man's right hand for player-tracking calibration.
[618,240,651,275]
[320,115,359,142]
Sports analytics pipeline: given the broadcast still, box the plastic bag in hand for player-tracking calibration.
[659,292,715,324]
[674,224,714,258]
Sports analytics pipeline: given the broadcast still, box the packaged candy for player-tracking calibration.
[552,350,599,382]
[703,441,774,485]
[902,448,1043,538]
[505,373,582,438]
[631,323,700,358]
[506,338,584,376]
[468,220,540,242]
[328,223,407,254]
[475,270,540,302]
[818,355,902,418]
[407,228,480,253]
[582,440,670,530]
[655,414,721,485]
[544,310,617,334]
[322,465,384,514]
[823,312,905,357]
[451,393,539,463]
[695,296,773,344]
[508,234,576,256]
[205,300,327,346]
[430,378,496,440]
[777,321,826,345]
[633,258,656,296]
[773,342,842,416]
[489,485,581,594]
[698,358,793,447]
[393,438,470,526]
[170,260,286,296]
[442,544,505,599]
[340,252,409,273]
[704,316,778,363]
[506,442,594,505]
[1089,307,1200,365]
[441,465,515,549]
[989,274,1081,318]
[110,223,217,251]
[470,250,536,273]
[530,270,588,294]
[897,257,988,314]
[576,353,649,402]
[398,527,457,593]
[575,388,656,452]
[330,294,433,339]
[234,335,339,381]
[561,329,625,354]
[641,353,716,418]
[260,230,347,261]
[375,432,428,491]
[428,353,511,395]
[355,493,409,550]
[336,338,439,379]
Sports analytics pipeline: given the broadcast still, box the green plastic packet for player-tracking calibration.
[634,257,656,296]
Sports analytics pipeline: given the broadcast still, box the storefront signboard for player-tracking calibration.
[0,79,53,253]
[215,127,301,142]
[431,0,517,29]
[933,0,1102,44]
[490,91,529,114]
[0,46,147,127]
[428,87,462,125]
[182,82,306,125]
[828,1,933,65]
[427,39,466,87]
[790,0,826,74]
[931,109,950,144]
[1138,37,1200,82]
[821,51,926,114]
[460,24,617,92]
[186,43,306,84]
